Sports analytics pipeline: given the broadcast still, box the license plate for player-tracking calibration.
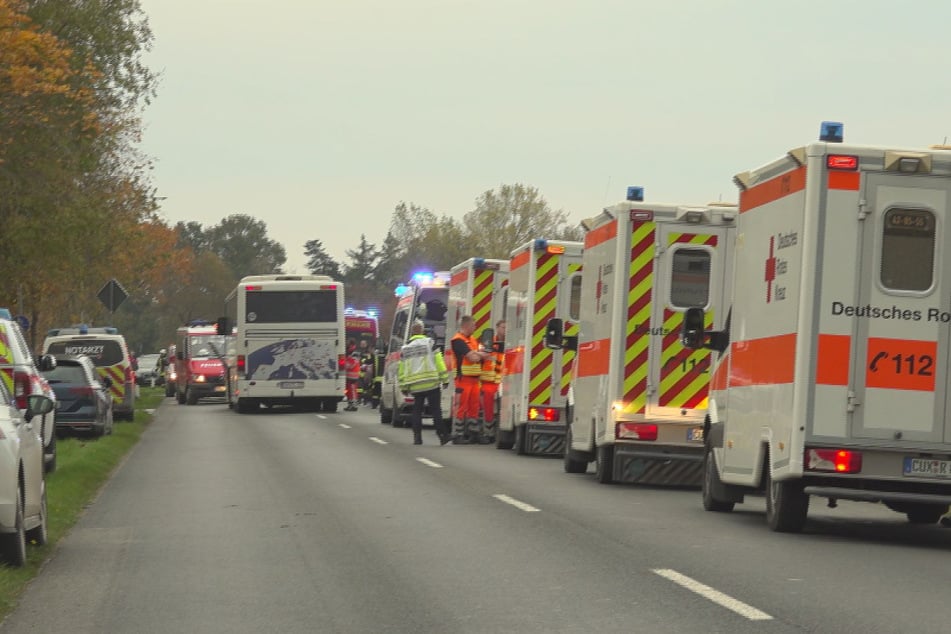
[903,457,951,479]
[687,427,704,442]
[278,381,304,389]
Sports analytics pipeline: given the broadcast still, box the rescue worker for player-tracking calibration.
[479,319,506,445]
[358,339,374,405]
[398,320,451,445]
[450,315,492,444]
[371,341,385,409]
[344,339,361,411]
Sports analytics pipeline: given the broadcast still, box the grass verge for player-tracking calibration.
[0,386,165,618]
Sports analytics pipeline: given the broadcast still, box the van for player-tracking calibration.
[43,326,136,421]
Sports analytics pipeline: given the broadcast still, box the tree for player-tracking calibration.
[304,239,342,279]
[205,214,286,280]
[342,234,378,284]
[175,221,210,253]
[461,183,582,258]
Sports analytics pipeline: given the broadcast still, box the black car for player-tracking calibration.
[41,355,114,437]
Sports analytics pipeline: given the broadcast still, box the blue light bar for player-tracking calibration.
[533,238,548,251]
[626,186,644,202]
[394,284,410,297]
[412,271,434,284]
[473,257,485,268]
[820,121,844,143]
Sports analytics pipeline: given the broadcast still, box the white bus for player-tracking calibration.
[223,275,346,414]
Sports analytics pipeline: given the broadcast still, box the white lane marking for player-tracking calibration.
[492,494,540,513]
[316,415,327,419]
[338,424,352,429]
[652,569,772,621]
[416,457,443,468]
[369,437,389,445]
[145,409,156,414]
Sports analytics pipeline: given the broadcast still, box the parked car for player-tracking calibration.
[0,316,58,473]
[41,355,114,437]
[135,353,162,386]
[0,387,53,566]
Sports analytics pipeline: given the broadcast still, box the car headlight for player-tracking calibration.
[195,375,206,383]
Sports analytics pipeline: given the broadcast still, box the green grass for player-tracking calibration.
[0,387,165,617]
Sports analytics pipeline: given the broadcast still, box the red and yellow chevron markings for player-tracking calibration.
[472,268,494,335]
[529,252,559,405]
[98,366,126,400]
[560,262,582,396]
[623,221,656,414]
[659,232,718,409]
[0,328,12,394]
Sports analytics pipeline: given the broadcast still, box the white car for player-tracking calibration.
[0,386,53,566]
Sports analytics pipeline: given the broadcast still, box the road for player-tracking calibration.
[4,399,951,633]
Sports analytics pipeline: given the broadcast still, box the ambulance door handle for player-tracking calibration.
[847,390,860,412]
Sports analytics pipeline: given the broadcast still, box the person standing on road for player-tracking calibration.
[344,339,361,411]
[450,315,491,444]
[479,319,506,445]
[398,320,451,445]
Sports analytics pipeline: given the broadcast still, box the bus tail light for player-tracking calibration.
[236,355,246,373]
[805,448,862,473]
[616,423,658,441]
[528,406,559,422]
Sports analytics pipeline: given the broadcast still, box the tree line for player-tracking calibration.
[0,0,582,353]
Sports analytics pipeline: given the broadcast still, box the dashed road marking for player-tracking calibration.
[492,494,540,513]
[338,424,352,429]
[316,415,327,420]
[652,569,772,621]
[369,437,388,445]
[415,457,443,468]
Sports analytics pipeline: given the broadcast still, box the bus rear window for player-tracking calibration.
[246,290,337,323]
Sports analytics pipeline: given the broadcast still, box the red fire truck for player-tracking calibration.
[172,320,229,405]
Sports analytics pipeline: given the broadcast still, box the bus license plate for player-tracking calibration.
[903,457,951,479]
[279,381,304,389]
[686,427,704,442]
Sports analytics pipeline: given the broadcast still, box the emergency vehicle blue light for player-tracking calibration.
[533,238,548,251]
[79,323,89,334]
[394,284,409,297]
[473,257,485,268]
[412,272,434,284]
[344,306,354,314]
[626,186,645,202]
[367,309,378,318]
[0,308,11,320]
[820,121,844,143]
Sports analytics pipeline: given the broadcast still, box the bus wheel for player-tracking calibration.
[236,398,254,414]
[323,399,338,413]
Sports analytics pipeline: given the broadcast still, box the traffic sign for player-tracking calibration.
[97,279,128,312]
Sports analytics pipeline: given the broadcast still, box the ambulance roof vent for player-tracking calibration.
[626,186,644,202]
[820,121,844,143]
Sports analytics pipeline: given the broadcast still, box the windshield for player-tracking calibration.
[189,335,227,358]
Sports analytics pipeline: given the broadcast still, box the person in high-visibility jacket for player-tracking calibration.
[344,340,361,411]
[398,320,451,445]
[450,315,491,444]
[479,319,506,444]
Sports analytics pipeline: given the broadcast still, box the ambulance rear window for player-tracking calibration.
[881,208,935,292]
[670,248,711,308]
[46,340,124,366]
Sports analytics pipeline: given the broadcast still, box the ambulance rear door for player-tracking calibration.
[850,172,951,443]
[647,221,733,419]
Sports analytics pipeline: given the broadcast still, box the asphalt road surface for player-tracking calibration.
[4,399,951,633]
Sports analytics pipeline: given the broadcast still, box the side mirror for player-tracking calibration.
[545,318,564,349]
[216,317,231,336]
[479,328,494,350]
[681,308,707,349]
[25,394,54,422]
[38,354,57,371]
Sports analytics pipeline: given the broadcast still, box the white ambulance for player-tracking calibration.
[379,271,451,427]
[499,239,583,455]
[551,189,736,484]
[683,122,951,531]
[445,257,509,417]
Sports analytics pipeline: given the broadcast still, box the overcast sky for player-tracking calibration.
[139,0,951,275]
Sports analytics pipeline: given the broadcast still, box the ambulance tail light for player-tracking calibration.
[616,423,658,441]
[124,364,134,386]
[826,155,858,170]
[546,245,566,254]
[528,406,559,422]
[13,370,31,409]
[244,285,262,291]
[805,448,863,474]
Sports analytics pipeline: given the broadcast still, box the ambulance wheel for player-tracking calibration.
[904,504,948,525]
[765,464,809,533]
[595,445,615,484]
[701,446,734,512]
[514,424,527,455]
[563,424,588,474]
[496,428,514,450]
[391,406,404,428]
[380,405,390,424]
